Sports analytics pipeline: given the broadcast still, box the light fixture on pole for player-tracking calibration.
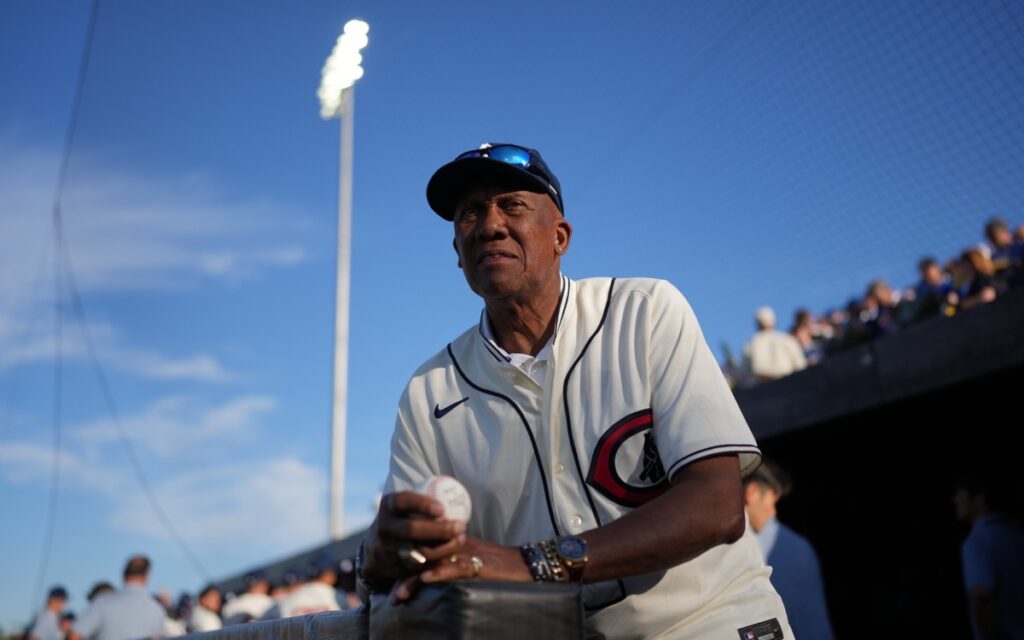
[318,18,369,541]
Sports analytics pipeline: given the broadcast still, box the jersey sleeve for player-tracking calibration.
[383,382,441,494]
[646,280,761,480]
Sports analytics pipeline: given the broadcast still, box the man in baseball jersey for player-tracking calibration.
[360,143,792,639]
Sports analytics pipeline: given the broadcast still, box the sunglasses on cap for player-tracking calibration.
[455,144,562,210]
[455,144,534,167]
[426,143,564,219]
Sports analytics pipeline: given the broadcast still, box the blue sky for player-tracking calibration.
[1,0,1022,629]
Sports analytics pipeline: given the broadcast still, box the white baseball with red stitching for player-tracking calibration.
[414,475,472,523]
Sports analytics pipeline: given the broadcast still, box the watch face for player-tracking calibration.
[557,537,587,561]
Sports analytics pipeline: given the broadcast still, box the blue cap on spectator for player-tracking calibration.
[244,570,268,586]
[306,554,337,578]
[281,566,304,586]
[49,586,69,600]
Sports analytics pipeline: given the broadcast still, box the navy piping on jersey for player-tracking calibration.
[560,278,627,611]
[666,444,762,481]
[477,311,509,363]
[477,275,568,361]
[445,344,562,537]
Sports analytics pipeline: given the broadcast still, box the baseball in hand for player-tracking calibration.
[414,475,472,523]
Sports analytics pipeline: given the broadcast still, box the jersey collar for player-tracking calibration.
[478,273,571,363]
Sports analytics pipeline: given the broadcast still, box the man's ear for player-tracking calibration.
[453,237,461,268]
[555,217,573,255]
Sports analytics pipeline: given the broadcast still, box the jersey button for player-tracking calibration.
[555,463,566,474]
[570,514,583,529]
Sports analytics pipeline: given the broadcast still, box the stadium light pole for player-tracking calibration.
[318,18,369,541]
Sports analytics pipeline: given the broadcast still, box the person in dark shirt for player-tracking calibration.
[956,249,997,311]
[908,257,957,324]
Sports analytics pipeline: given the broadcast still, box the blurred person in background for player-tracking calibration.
[71,555,165,640]
[336,559,361,610]
[274,556,340,618]
[957,249,998,311]
[154,591,184,637]
[744,460,835,640]
[862,280,901,338]
[1014,224,1024,245]
[58,613,75,640]
[222,570,274,625]
[953,472,1024,640]
[908,257,958,324]
[188,585,222,632]
[790,309,825,366]
[742,306,807,384]
[984,217,1023,290]
[84,584,113,604]
[27,587,68,640]
[261,566,308,620]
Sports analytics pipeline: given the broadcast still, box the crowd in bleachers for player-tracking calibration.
[728,217,1024,387]
[20,554,360,640]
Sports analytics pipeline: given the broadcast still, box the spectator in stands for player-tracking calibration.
[188,585,222,632]
[1015,224,1024,245]
[984,217,1022,290]
[336,559,361,610]
[956,249,998,311]
[59,613,75,640]
[273,555,341,618]
[822,308,847,353]
[953,472,1024,640]
[791,309,825,366]
[71,555,165,640]
[908,257,958,324]
[27,586,69,640]
[154,591,184,638]
[85,583,113,603]
[742,306,807,384]
[222,571,275,625]
[862,280,901,338]
[744,460,835,640]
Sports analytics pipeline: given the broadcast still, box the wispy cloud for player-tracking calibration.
[0,440,121,493]
[72,395,276,458]
[109,457,327,547]
[0,138,311,379]
[0,393,326,551]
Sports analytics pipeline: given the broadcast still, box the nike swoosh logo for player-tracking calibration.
[434,397,469,419]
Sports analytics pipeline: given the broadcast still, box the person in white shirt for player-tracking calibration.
[188,585,222,632]
[274,556,340,619]
[222,572,274,625]
[27,586,68,640]
[359,143,792,639]
[742,306,807,384]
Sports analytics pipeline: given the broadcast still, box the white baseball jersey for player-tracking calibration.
[188,606,222,633]
[385,276,790,639]
[276,582,340,618]
[221,592,274,624]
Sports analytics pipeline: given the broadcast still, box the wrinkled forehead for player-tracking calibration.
[453,176,561,218]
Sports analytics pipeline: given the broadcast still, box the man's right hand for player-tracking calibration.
[362,490,468,587]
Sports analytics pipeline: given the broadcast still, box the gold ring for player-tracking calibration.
[470,555,483,578]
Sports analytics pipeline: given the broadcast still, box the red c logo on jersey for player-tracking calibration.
[586,409,670,508]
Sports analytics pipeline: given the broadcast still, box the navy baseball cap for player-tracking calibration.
[306,554,337,578]
[49,586,69,600]
[426,143,564,220]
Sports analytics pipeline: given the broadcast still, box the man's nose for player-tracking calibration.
[477,203,507,238]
